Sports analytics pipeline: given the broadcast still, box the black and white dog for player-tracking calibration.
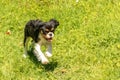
[23,19,59,64]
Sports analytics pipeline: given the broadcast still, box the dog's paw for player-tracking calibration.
[42,60,49,64]
[41,56,49,64]
[45,52,52,57]
[37,55,49,64]
[41,59,49,64]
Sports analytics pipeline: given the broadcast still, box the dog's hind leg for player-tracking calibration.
[23,37,30,58]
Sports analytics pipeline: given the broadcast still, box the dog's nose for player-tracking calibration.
[49,34,52,36]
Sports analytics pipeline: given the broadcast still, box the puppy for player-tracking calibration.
[23,19,59,64]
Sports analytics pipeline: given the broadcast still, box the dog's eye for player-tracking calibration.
[51,30,54,32]
[45,29,49,33]
[45,31,49,33]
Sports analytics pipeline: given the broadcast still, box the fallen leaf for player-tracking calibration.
[6,30,11,35]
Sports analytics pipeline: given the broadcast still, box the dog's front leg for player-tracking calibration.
[45,43,52,57]
[34,43,49,64]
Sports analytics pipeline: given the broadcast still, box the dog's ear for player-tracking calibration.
[38,22,44,28]
[49,19,59,28]
[35,20,44,31]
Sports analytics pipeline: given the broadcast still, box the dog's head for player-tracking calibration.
[39,19,59,42]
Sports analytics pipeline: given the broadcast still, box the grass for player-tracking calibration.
[0,0,120,80]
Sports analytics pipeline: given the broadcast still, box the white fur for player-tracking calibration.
[34,34,52,64]
[33,43,49,64]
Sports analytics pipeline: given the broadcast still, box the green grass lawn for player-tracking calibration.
[0,0,120,80]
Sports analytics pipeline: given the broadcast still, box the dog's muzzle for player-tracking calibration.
[45,32,54,42]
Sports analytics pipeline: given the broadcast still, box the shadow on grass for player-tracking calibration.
[27,50,58,71]
[42,61,58,71]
